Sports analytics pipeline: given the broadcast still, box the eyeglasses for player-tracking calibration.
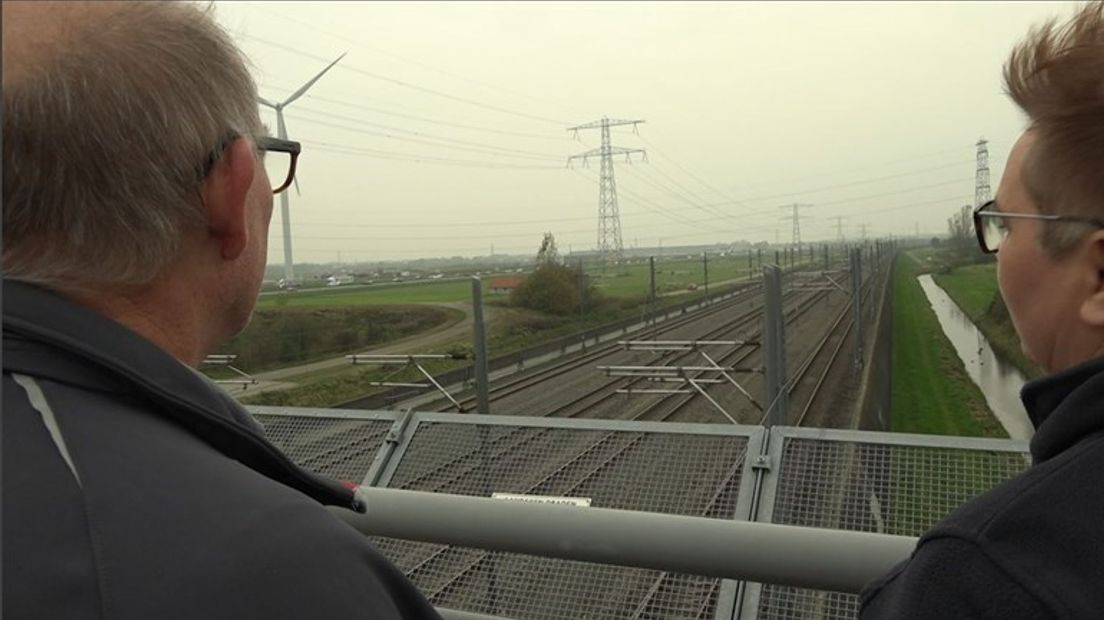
[200,134,301,195]
[973,199,1104,254]
[256,136,301,195]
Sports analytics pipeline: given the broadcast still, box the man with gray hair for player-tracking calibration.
[2,2,438,617]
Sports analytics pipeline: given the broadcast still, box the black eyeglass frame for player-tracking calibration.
[972,199,1104,254]
[200,134,302,195]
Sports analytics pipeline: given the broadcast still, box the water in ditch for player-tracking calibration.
[917,274,1033,440]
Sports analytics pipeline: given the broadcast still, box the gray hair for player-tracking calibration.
[3,1,264,289]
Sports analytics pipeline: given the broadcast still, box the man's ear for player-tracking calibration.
[1079,232,1104,327]
[201,137,255,261]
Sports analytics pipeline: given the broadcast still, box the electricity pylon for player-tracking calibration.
[975,137,991,208]
[568,117,646,265]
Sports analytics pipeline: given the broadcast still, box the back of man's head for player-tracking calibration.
[2,1,264,291]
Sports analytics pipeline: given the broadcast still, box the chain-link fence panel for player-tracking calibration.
[374,416,761,620]
[745,430,1031,620]
[250,407,398,484]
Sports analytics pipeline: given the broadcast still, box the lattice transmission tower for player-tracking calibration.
[568,117,646,265]
[975,137,991,207]
[780,203,813,250]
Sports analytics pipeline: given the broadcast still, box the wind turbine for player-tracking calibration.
[258,52,346,286]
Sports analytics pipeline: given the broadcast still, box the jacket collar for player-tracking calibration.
[2,279,363,511]
[1022,356,1104,463]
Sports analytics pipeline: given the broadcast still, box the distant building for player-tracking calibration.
[487,276,524,294]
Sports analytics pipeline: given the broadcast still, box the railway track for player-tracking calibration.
[259,255,894,620]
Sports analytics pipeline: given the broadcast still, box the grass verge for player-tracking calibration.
[931,262,1043,381]
[891,251,1006,437]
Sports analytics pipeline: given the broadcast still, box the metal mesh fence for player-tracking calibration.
[253,412,394,484]
[376,421,752,620]
[752,436,1031,620]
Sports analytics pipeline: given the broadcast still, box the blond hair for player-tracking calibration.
[2,1,264,288]
[1004,1,1104,254]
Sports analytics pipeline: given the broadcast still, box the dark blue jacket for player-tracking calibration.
[860,357,1104,619]
[2,280,439,619]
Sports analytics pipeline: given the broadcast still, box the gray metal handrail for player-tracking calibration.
[332,487,917,595]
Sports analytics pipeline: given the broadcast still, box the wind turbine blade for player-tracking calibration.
[284,52,347,107]
[257,95,278,109]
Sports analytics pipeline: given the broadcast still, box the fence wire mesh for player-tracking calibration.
[752,436,1031,620]
[376,421,752,620]
[253,413,394,484]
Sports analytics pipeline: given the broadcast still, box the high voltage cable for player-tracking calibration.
[304,141,561,170]
[572,168,726,235]
[636,132,755,210]
[628,162,744,224]
[257,84,575,141]
[291,171,974,232]
[712,159,975,206]
[288,105,565,159]
[280,191,969,251]
[273,189,964,256]
[250,5,586,120]
[618,128,1001,188]
[619,165,741,226]
[294,214,594,229]
[284,113,562,162]
[239,32,569,126]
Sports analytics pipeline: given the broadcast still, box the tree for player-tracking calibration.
[511,263,580,315]
[947,204,976,256]
[535,232,560,267]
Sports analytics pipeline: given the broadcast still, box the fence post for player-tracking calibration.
[471,277,491,414]
[763,265,787,426]
[851,249,864,372]
[578,259,586,324]
[703,251,709,298]
[649,256,657,305]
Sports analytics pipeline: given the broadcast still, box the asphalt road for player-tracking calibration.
[223,301,495,397]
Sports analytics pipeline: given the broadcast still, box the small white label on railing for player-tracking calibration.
[491,493,591,507]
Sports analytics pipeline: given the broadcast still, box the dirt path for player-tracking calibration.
[224,302,494,397]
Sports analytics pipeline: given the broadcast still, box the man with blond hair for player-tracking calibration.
[862,2,1104,617]
[2,2,438,617]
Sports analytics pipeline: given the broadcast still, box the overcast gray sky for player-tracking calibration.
[213,1,1073,264]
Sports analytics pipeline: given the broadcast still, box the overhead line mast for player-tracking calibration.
[567,117,646,265]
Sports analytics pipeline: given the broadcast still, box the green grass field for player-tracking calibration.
[256,251,830,310]
[931,263,996,318]
[256,278,510,308]
[891,251,1005,437]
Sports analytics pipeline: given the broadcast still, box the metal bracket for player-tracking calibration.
[348,354,465,412]
[751,455,772,472]
[202,354,257,389]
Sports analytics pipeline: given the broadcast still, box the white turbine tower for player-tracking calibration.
[258,53,346,286]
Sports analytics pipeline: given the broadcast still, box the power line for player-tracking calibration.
[619,164,742,227]
[573,168,724,235]
[248,4,587,120]
[636,131,756,211]
[258,82,575,142]
[287,105,564,159]
[284,113,562,162]
[239,32,569,126]
[303,140,562,170]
